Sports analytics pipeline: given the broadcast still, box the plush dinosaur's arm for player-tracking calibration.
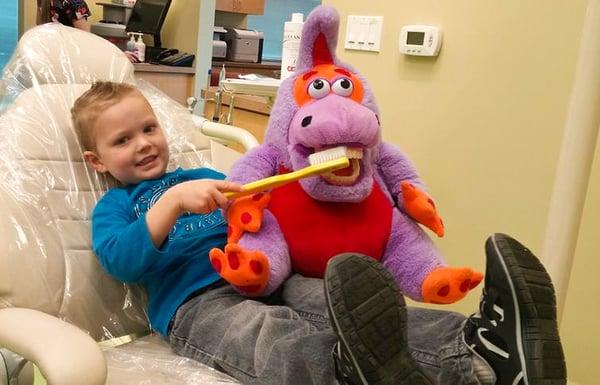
[376,142,427,207]
[228,143,284,185]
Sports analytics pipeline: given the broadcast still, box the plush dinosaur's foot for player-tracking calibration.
[421,267,483,304]
[209,243,270,296]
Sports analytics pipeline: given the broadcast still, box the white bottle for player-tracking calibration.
[126,33,136,52]
[135,33,146,63]
[280,13,304,80]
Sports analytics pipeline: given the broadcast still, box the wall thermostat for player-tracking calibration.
[399,25,442,56]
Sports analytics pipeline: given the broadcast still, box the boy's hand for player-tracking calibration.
[146,179,243,248]
[169,179,244,215]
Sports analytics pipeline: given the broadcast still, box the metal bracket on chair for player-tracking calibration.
[0,349,34,385]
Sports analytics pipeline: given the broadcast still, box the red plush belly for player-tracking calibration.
[268,179,393,278]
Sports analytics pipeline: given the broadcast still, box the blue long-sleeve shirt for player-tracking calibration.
[91,167,226,336]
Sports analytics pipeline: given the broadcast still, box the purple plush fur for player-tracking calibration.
[227,6,446,300]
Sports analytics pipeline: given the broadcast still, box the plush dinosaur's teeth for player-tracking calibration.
[346,148,363,159]
[321,158,361,185]
[309,146,363,165]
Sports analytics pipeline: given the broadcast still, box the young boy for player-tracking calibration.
[75,81,566,385]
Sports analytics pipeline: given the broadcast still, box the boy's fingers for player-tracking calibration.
[205,199,217,213]
[215,181,244,192]
[212,190,229,209]
[217,198,229,210]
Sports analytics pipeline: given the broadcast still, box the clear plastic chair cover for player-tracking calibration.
[0,23,240,384]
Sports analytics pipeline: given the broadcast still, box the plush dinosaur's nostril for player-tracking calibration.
[301,116,313,127]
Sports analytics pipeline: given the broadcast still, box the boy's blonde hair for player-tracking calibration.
[71,81,140,150]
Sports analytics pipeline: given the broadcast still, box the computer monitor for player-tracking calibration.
[126,0,172,48]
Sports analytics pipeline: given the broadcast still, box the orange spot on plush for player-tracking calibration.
[228,252,240,270]
[211,258,222,273]
[437,285,450,297]
[470,279,480,290]
[250,260,263,275]
[460,279,471,293]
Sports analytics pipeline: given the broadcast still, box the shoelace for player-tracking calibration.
[470,287,502,325]
[467,286,512,360]
[333,343,359,385]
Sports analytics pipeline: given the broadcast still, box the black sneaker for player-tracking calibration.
[325,253,433,385]
[463,233,567,385]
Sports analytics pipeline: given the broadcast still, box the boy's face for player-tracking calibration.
[84,93,169,185]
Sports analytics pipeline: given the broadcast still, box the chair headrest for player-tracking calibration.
[2,23,135,104]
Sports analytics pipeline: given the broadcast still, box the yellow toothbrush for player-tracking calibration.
[225,155,350,199]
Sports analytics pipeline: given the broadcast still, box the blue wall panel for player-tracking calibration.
[248,0,321,61]
[0,1,19,71]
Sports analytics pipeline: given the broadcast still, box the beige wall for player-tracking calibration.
[22,0,35,31]
[160,0,202,54]
[323,0,598,383]
[161,0,247,54]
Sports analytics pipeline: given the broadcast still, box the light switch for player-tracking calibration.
[345,15,383,52]
[366,17,383,51]
[345,16,360,50]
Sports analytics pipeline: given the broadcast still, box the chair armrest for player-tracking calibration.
[0,308,106,385]
[192,115,259,151]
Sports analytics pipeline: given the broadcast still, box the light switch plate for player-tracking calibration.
[345,15,383,52]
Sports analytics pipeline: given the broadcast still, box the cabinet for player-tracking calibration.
[134,64,194,106]
[216,0,265,15]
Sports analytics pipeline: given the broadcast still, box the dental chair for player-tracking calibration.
[0,24,251,385]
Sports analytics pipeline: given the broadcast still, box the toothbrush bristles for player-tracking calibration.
[308,146,349,165]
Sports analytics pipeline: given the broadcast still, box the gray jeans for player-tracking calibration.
[169,274,482,385]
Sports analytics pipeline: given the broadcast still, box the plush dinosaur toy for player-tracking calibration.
[209,6,482,304]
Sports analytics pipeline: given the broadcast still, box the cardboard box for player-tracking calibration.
[216,0,265,15]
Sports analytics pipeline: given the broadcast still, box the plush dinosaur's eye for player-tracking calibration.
[332,77,354,97]
[307,78,331,99]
